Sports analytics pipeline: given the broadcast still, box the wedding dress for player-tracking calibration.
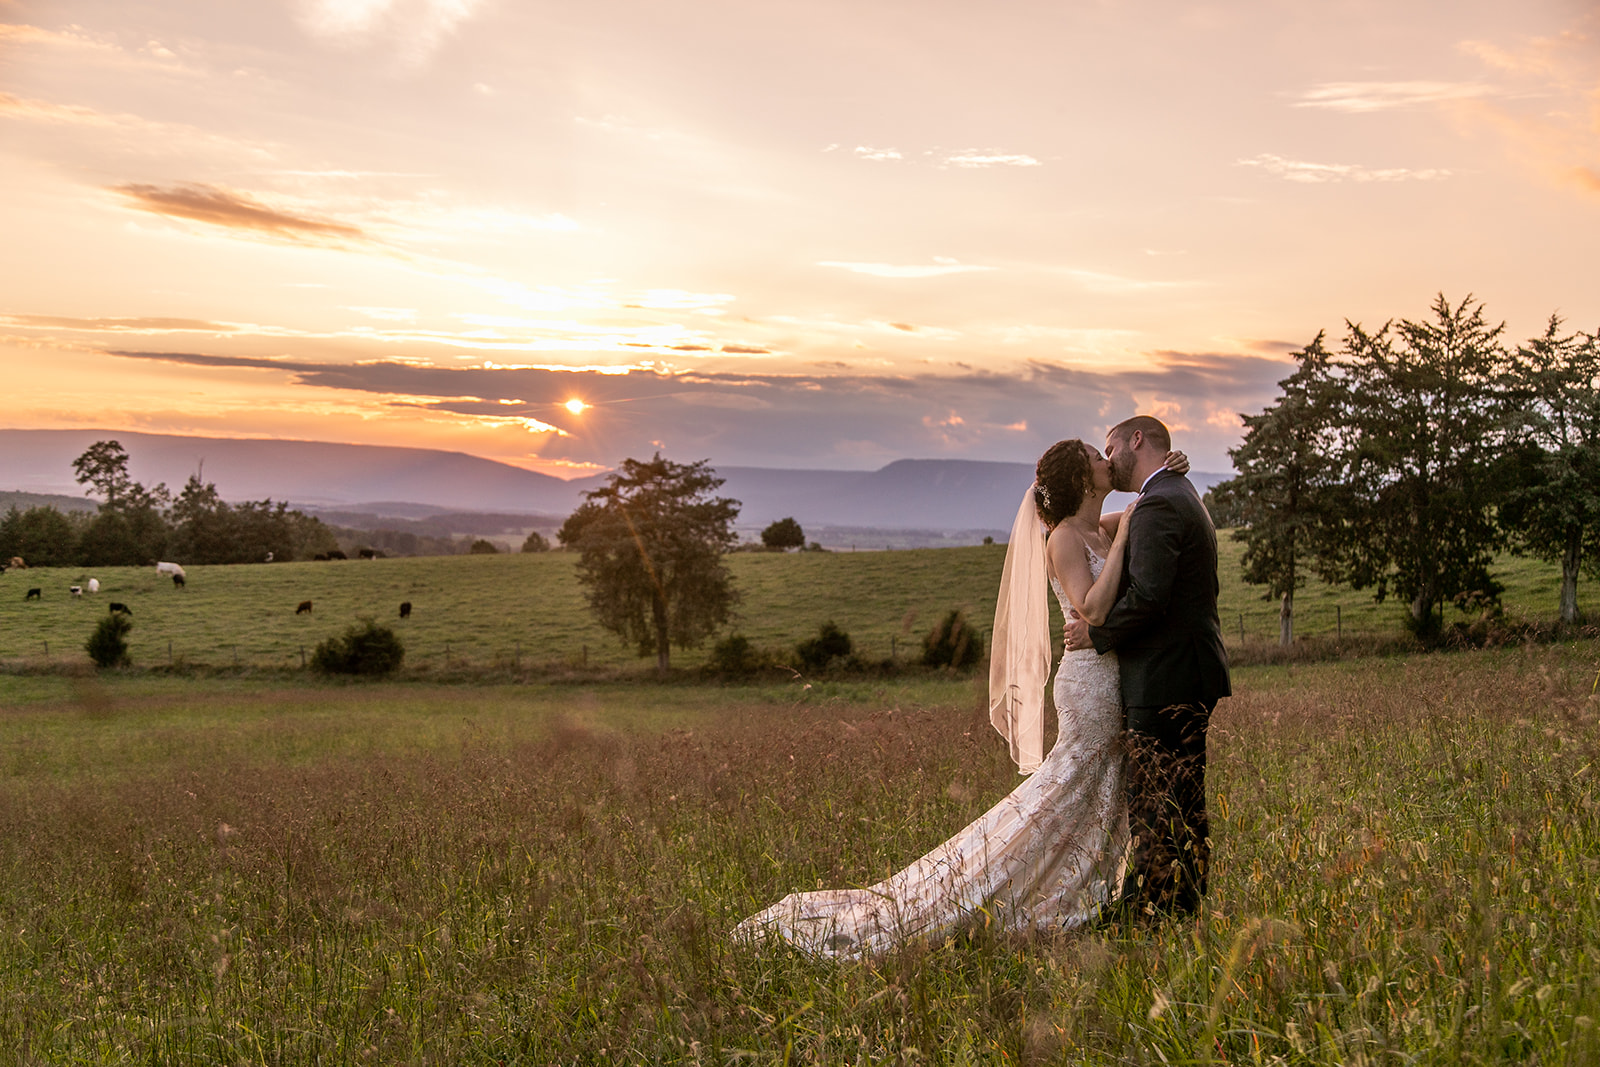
[733,552,1127,958]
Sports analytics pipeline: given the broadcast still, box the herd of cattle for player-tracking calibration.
[5,558,416,618]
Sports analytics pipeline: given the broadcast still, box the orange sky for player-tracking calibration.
[4,0,1599,478]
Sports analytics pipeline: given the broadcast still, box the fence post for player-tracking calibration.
[1238,613,1245,643]
[43,640,48,658]
[1336,605,1342,641]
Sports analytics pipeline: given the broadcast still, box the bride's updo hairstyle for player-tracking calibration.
[1034,440,1093,528]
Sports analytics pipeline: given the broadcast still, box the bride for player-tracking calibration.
[733,441,1188,956]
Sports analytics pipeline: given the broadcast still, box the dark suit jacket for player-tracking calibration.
[1089,469,1231,707]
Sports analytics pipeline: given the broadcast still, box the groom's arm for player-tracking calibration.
[1088,493,1184,654]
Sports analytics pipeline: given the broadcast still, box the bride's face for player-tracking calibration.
[1085,445,1113,495]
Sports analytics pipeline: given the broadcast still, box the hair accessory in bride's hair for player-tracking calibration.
[1035,482,1052,512]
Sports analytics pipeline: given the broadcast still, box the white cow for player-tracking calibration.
[87,578,99,594]
[155,561,187,578]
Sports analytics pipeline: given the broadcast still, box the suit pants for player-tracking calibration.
[1119,700,1212,918]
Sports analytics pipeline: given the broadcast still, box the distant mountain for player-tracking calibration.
[0,429,1231,537]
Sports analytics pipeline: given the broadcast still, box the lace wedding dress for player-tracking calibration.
[733,552,1127,958]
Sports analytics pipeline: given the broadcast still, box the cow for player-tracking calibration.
[24,588,41,600]
[296,600,313,615]
[358,548,378,560]
[326,550,347,561]
[399,601,412,619]
[6,557,25,570]
[155,561,187,579]
[87,578,99,594]
[70,586,82,597]
[109,602,131,615]
[172,574,186,589]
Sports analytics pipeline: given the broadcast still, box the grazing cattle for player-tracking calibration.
[87,578,99,594]
[296,600,313,615]
[263,551,274,563]
[109,602,131,615]
[70,586,82,597]
[24,588,41,600]
[7,557,25,570]
[155,561,187,579]
[399,601,412,619]
[358,548,378,560]
[172,574,186,589]
[326,550,347,561]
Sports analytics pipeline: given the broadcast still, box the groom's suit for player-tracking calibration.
[1089,468,1230,917]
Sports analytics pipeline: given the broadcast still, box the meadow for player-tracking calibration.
[0,538,1593,673]
[0,642,1596,1062]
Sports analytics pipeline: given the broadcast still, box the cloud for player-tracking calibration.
[939,151,1041,169]
[853,146,903,161]
[294,0,491,66]
[1295,81,1493,112]
[1237,154,1451,183]
[1,314,239,333]
[100,346,1289,470]
[111,183,367,242]
[817,260,996,278]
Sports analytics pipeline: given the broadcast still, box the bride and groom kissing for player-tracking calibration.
[735,415,1231,956]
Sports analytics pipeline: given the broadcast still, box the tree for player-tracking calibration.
[761,517,805,551]
[521,530,551,553]
[558,454,740,675]
[0,505,79,567]
[72,440,135,508]
[1208,333,1346,645]
[86,612,133,668]
[468,538,501,554]
[1498,317,1600,624]
[1325,295,1512,636]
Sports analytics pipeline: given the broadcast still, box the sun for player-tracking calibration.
[564,399,587,415]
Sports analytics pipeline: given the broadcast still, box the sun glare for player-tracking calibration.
[565,399,587,414]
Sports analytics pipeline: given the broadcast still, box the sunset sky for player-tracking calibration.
[4,0,1599,479]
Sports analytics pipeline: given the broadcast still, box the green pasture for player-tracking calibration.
[0,643,1598,1061]
[2,537,1595,673]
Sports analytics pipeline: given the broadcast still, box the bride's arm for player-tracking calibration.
[1053,504,1138,626]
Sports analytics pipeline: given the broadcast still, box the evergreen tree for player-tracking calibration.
[1498,317,1600,624]
[0,506,79,567]
[1209,333,1346,645]
[760,517,805,551]
[558,455,740,675]
[1327,295,1512,636]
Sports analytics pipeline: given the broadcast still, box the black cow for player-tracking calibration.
[173,573,186,589]
[24,588,41,600]
[358,548,378,560]
[296,600,313,615]
[399,601,412,619]
[326,550,347,560]
[109,602,132,615]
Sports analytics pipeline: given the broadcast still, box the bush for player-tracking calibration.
[521,530,550,553]
[922,609,984,670]
[311,620,405,676]
[796,620,852,671]
[760,517,805,551]
[709,633,764,676]
[85,612,132,668]
[469,539,501,555]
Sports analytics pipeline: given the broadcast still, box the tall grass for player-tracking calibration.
[0,641,1596,1062]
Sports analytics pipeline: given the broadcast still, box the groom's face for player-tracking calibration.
[1104,431,1138,492]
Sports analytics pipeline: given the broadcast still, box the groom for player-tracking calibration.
[1064,415,1230,920]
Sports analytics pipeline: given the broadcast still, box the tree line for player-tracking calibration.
[1209,294,1600,642]
[0,441,339,567]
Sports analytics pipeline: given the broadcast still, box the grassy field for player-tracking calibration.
[0,641,1597,1062]
[1,538,1595,673]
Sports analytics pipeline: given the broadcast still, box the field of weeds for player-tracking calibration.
[0,640,1597,1062]
[0,542,1593,674]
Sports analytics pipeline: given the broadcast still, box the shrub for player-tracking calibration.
[311,620,405,676]
[709,633,763,676]
[760,517,805,551]
[796,620,852,671]
[85,612,132,668]
[922,609,984,670]
[521,530,550,553]
[469,539,501,555]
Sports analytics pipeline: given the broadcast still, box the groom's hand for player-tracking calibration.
[1063,614,1091,652]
